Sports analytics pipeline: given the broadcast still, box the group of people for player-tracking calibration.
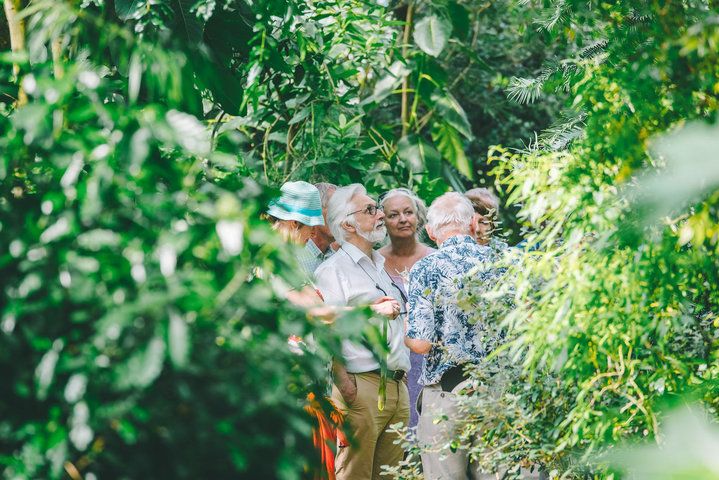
[265,180,537,480]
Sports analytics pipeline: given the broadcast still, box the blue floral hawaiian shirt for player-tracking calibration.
[406,234,495,386]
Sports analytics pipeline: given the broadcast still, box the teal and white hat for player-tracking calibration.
[267,181,325,226]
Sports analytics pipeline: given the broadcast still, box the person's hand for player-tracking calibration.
[340,380,357,405]
[334,371,357,405]
[307,305,337,324]
[370,296,400,318]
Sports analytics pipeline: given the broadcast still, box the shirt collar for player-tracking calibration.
[341,242,386,270]
[304,238,323,258]
[440,234,479,249]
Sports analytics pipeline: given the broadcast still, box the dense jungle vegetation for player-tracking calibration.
[1,1,717,479]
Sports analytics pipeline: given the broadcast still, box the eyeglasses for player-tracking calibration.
[347,204,382,217]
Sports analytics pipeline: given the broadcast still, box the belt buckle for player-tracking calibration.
[392,370,404,381]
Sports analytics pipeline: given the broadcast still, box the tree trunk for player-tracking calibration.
[4,0,27,106]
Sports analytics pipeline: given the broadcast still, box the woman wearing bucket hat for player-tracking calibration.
[266,181,401,480]
[267,181,326,246]
[266,181,343,480]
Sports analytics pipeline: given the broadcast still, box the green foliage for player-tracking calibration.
[387,1,719,479]
[0,3,354,479]
[480,0,719,476]
[424,0,573,241]
[4,0,717,479]
[199,0,479,201]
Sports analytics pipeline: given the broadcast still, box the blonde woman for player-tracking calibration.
[378,187,435,429]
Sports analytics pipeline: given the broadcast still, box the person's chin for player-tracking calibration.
[370,230,386,243]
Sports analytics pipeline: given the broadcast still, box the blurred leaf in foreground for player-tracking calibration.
[609,405,719,480]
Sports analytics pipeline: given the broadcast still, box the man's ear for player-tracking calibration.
[425,225,437,242]
[470,214,479,236]
[341,220,355,234]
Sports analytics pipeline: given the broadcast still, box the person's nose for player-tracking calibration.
[376,209,385,220]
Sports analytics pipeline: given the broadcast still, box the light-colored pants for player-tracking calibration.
[417,384,543,480]
[331,372,410,480]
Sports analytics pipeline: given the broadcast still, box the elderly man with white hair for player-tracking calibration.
[314,184,411,480]
[405,192,497,480]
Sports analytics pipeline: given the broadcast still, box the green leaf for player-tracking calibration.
[288,107,311,125]
[116,336,166,389]
[397,134,442,174]
[639,119,719,217]
[172,0,206,44]
[362,61,410,106]
[114,0,143,20]
[35,340,63,401]
[432,122,472,179]
[413,15,452,57]
[446,3,470,41]
[168,310,190,369]
[430,91,473,140]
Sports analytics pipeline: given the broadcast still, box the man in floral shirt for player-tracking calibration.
[405,192,495,480]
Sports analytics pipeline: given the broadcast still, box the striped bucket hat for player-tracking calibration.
[267,181,325,226]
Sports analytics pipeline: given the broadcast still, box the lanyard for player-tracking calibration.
[342,248,402,410]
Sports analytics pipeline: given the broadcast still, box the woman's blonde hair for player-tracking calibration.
[379,188,429,241]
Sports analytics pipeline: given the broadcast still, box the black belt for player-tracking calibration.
[368,369,405,381]
[439,365,470,392]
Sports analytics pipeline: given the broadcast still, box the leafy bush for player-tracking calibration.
[0,4,350,479]
[387,1,719,478]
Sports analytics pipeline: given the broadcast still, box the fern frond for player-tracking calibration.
[626,12,652,26]
[538,110,587,151]
[506,61,575,104]
[578,40,609,60]
[535,0,569,32]
[507,77,544,105]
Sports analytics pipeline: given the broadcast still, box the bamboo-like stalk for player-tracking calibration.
[400,1,413,138]
[51,36,64,80]
[4,0,27,106]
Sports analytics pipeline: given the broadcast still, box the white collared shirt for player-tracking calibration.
[314,242,411,373]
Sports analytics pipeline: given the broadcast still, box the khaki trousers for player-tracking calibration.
[331,372,410,480]
[418,385,543,480]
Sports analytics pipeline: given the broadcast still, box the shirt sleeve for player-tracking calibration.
[313,263,347,306]
[406,260,435,341]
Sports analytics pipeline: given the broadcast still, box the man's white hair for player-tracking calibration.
[314,182,337,211]
[426,192,474,241]
[326,183,367,245]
